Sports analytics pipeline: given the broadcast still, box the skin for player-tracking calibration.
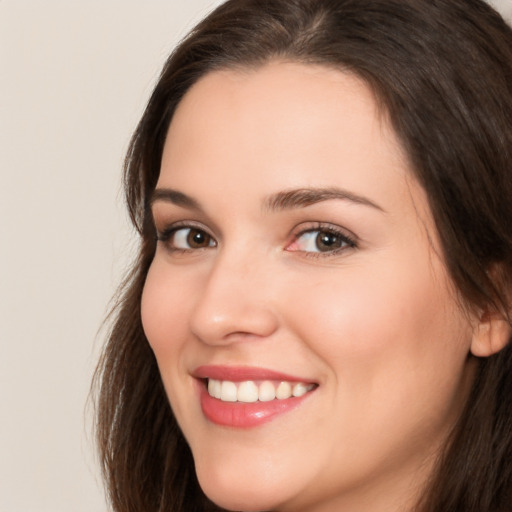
[141,62,480,512]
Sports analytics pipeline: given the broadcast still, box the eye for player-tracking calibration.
[157,226,216,251]
[287,226,356,254]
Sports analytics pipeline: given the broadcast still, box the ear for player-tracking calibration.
[470,308,511,357]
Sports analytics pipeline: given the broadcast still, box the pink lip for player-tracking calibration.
[193,365,317,429]
[193,365,315,383]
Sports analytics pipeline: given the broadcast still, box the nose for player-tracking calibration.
[189,248,279,345]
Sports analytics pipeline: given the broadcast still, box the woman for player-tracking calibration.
[95,1,512,510]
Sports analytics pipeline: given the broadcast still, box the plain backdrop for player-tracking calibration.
[1,1,510,511]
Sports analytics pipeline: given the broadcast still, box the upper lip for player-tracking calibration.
[193,365,317,383]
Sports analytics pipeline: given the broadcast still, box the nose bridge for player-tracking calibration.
[190,243,278,344]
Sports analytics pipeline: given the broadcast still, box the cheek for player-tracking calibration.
[140,260,190,358]
[283,259,474,473]
[287,257,471,401]
[141,261,203,424]
[287,265,424,359]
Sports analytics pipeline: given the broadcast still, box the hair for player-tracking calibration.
[94,1,512,511]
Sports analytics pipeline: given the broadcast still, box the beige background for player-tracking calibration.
[1,1,510,511]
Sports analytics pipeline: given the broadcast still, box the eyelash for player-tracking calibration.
[155,222,357,257]
[155,222,216,254]
[288,223,357,258]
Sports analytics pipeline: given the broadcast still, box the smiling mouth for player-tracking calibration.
[206,378,317,403]
[194,365,318,427]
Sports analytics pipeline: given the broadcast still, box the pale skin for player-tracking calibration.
[141,62,509,511]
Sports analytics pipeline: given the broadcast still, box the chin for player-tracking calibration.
[195,458,292,512]
[199,480,280,512]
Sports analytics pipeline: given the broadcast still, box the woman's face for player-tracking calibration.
[142,62,477,512]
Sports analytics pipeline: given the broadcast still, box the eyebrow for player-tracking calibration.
[264,187,385,213]
[150,188,202,211]
[150,186,384,213]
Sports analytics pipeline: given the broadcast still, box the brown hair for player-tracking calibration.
[95,1,512,510]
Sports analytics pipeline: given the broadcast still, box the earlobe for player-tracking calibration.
[470,310,512,357]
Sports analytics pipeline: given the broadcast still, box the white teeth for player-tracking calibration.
[220,380,237,402]
[292,382,309,397]
[237,381,259,403]
[208,378,222,399]
[276,381,292,399]
[207,379,314,402]
[258,381,276,402]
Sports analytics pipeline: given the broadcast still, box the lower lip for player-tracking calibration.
[198,383,312,428]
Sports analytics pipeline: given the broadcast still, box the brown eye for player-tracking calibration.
[186,228,212,248]
[171,227,216,250]
[315,231,343,251]
[287,227,356,255]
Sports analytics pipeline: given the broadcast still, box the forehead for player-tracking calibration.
[165,61,393,161]
[159,61,429,223]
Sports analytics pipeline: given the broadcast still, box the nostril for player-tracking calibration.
[190,309,279,346]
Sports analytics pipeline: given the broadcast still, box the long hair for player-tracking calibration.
[94,1,512,510]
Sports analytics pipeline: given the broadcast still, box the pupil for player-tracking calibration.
[188,229,208,248]
[316,232,339,251]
